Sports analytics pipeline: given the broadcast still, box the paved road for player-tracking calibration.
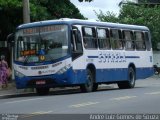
[0,75,160,119]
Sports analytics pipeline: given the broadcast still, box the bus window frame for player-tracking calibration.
[96,27,111,50]
[71,26,83,60]
[82,26,98,50]
[110,28,124,50]
[144,31,151,51]
[134,30,146,51]
[123,30,135,51]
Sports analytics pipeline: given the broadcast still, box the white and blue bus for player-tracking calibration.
[13,19,153,95]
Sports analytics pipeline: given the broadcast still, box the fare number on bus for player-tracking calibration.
[21,50,36,56]
[23,25,63,35]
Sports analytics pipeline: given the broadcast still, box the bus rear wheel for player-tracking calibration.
[36,88,49,95]
[80,69,94,92]
[118,67,135,89]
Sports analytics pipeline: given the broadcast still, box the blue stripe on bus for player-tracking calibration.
[88,56,99,58]
[125,56,140,59]
[88,56,140,59]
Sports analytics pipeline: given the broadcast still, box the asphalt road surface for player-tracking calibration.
[0,75,160,120]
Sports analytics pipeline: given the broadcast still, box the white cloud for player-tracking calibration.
[71,0,122,19]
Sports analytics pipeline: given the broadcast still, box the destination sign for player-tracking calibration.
[23,25,64,35]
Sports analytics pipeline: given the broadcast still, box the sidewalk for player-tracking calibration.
[0,81,35,98]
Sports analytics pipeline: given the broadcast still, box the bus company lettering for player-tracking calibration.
[98,51,126,63]
[38,70,55,75]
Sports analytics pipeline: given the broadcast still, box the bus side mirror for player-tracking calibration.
[7,33,14,46]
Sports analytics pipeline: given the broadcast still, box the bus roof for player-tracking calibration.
[17,18,149,31]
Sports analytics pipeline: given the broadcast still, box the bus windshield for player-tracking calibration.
[15,25,68,63]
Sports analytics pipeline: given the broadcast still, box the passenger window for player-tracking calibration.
[110,29,123,50]
[144,32,151,51]
[135,32,146,50]
[82,27,97,49]
[97,28,110,49]
[123,30,135,50]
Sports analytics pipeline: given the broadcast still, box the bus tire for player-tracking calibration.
[93,83,98,91]
[36,88,49,95]
[118,67,135,89]
[80,69,94,92]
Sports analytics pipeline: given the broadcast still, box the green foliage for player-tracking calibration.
[0,0,85,41]
[96,4,160,50]
[34,0,85,20]
[0,0,22,41]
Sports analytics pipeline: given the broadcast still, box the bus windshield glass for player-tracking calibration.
[15,25,68,63]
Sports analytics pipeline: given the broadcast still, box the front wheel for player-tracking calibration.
[118,67,136,89]
[80,69,94,92]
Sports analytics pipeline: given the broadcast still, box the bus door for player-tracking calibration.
[71,26,83,60]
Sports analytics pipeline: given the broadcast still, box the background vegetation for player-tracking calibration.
[0,0,159,50]
[96,3,160,50]
[0,0,91,41]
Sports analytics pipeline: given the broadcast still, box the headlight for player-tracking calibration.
[15,70,25,78]
[57,64,71,74]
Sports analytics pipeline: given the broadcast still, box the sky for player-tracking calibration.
[70,0,122,20]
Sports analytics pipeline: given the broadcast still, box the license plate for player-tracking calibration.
[36,81,46,85]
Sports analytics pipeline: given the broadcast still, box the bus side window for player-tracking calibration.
[135,31,146,50]
[124,30,135,50]
[72,28,83,52]
[110,29,123,50]
[144,32,151,51]
[97,28,110,49]
[71,27,83,60]
[82,27,97,49]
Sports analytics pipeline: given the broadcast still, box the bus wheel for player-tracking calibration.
[93,83,98,91]
[36,88,49,95]
[118,67,135,89]
[80,69,94,92]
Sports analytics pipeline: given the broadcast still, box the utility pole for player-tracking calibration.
[23,0,30,23]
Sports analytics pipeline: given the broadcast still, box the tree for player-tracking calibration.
[0,0,85,41]
[119,4,160,50]
[95,10,119,23]
[33,0,85,20]
[96,3,160,50]
[0,0,22,41]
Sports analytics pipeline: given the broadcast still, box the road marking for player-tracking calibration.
[110,96,137,101]
[145,91,160,95]
[5,98,44,104]
[19,111,53,118]
[70,102,100,108]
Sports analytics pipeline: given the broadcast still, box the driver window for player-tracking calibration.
[72,27,83,52]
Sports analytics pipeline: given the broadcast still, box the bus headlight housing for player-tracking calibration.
[57,64,71,74]
[15,70,25,78]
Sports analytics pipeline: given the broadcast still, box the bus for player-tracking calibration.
[13,18,154,95]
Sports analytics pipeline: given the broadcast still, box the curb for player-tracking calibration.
[0,92,36,99]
